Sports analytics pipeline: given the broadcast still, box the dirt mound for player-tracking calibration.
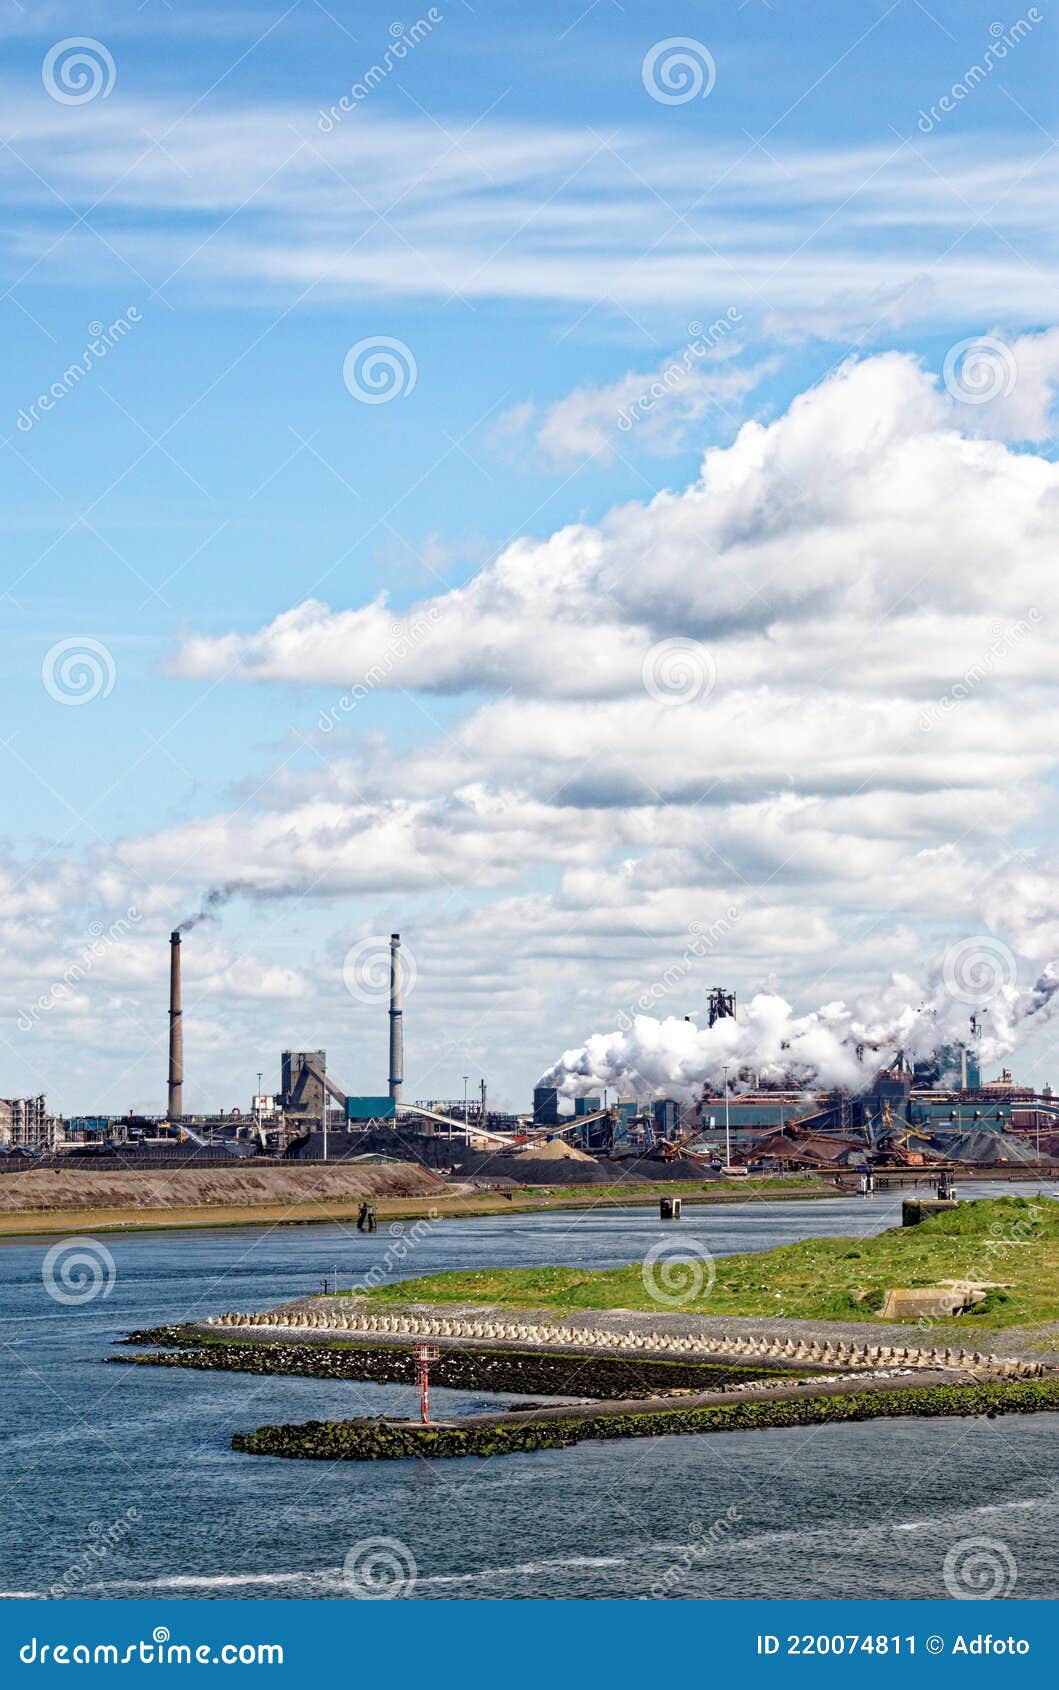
[0,1163,445,1213]
[511,1138,596,1163]
[451,1150,613,1185]
[449,1147,719,1187]
[616,1156,720,1182]
[930,1130,1046,1166]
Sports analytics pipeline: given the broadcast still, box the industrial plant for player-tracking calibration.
[2,930,1058,1181]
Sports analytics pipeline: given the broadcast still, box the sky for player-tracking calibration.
[1,0,1058,1117]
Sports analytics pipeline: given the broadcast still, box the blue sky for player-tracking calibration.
[2,0,1058,1115]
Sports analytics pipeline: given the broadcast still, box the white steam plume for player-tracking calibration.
[539,953,1059,1103]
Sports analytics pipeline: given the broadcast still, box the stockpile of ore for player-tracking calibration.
[450,1144,719,1186]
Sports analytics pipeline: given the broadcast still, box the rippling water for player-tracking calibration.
[2,1183,1056,1600]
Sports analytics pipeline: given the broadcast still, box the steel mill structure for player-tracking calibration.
[388,931,403,1105]
[4,944,1057,1173]
[167,930,183,1120]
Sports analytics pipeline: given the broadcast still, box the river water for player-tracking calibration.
[2,1183,1056,1601]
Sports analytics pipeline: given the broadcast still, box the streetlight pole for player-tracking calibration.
[463,1075,469,1127]
[723,1064,731,1169]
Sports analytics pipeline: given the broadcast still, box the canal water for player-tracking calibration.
[1,1184,1056,1601]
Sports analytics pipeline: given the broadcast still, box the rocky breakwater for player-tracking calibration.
[112,1324,798,1398]
[199,1304,1048,1380]
[114,1300,1057,1464]
[231,1375,1059,1461]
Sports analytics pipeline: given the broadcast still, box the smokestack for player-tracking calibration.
[168,930,183,1120]
[388,931,403,1105]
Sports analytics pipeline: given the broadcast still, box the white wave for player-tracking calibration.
[419,1555,626,1586]
[89,1571,320,1592]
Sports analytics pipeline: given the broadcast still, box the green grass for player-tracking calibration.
[361,1196,1059,1329]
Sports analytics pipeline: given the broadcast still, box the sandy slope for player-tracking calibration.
[0,1162,445,1213]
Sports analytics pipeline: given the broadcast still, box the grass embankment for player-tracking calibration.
[231,1375,1059,1460]
[0,1175,836,1240]
[361,1196,1059,1330]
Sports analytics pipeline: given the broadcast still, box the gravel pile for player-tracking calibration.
[449,1148,718,1186]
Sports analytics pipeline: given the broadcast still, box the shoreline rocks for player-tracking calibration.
[230,1377,1059,1461]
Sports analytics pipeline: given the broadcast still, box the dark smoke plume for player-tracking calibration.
[177,884,242,933]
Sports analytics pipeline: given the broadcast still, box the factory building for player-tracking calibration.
[0,1095,53,1148]
[35,941,1045,1174]
[533,1086,560,1126]
[280,1051,329,1119]
[652,1097,680,1136]
[345,1095,396,1123]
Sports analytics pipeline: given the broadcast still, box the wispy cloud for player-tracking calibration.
[493,327,774,466]
[0,91,1056,321]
